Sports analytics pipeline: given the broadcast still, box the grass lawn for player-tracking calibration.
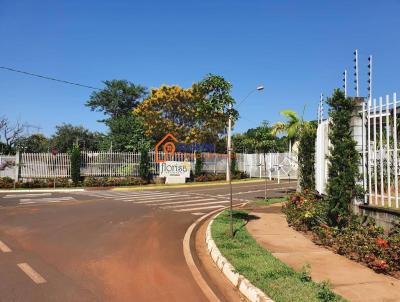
[211,210,346,302]
[252,196,288,206]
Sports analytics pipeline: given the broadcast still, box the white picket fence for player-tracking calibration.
[0,151,297,180]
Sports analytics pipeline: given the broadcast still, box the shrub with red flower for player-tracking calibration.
[376,238,389,249]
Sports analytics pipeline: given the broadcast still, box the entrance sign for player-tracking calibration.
[160,161,191,178]
[160,161,191,184]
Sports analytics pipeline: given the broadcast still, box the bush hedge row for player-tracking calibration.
[283,191,400,276]
[0,171,249,188]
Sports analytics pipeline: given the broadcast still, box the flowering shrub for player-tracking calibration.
[282,190,328,231]
[283,191,400,276]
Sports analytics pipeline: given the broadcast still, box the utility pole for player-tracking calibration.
[226,85,264,237]
[343,70,347,98]
[226,108,232,182]
[227,103,234,237]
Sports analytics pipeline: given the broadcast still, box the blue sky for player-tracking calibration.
[1,0,400,136]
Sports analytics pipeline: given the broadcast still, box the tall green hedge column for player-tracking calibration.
[70,143,81,186]
[326,89,361,226]
[298,122,317,191]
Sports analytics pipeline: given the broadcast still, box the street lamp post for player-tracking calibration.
[227,85,264,237]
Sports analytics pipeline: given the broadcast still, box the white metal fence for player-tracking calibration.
[315,93,400,210]
[1,151,297,180]
[237,152,297,180]
[20,153,71,178]
[362,93,400,209]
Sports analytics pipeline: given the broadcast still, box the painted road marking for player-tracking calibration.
[216,185,296,196]
[145,198,217,205]
[19,196,75,204]
[191,212,205,216]
[117,193,183,200]
[3,193,52,199]
[89,191,165,197]
[174,205,225,212]
[17,263,47,284]
[0,240,12,253]
[125,194,191,203]
[185,181,294,192]
[20,196,75,202]
[162,200,229,209]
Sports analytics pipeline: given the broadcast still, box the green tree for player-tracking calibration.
[197,73,238,122]
[298,122,317,191]
[15,134,50,153]
[139,147,151,182]
[50,124,102,152]
[135,75,235,144]
[195,153,204,176]
[247,122,277,199]
[272,110,304,152]
[70,143,81,186]
[86,80,147,122]
[326,89,361,226]
[105,114,151,152]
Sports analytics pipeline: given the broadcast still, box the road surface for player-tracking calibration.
[0,179,295,302]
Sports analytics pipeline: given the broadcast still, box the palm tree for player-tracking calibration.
[272,110,305,154]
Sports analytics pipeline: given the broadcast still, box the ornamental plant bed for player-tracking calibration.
[212,210,345,302]
[282,191,400,278]
[0,176,74,189]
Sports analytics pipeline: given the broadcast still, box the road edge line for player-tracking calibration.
[183,208,227,302]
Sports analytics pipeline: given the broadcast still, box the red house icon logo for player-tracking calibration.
[155,133,178,163]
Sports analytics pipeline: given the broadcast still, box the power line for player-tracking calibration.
[0,66,101,90]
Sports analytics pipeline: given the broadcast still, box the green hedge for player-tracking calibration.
[0,177,73,189]
[83,176,147,187]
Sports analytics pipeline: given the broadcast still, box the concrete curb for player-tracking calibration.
[206,212,274,302]
[0,188,85,193]
[112,178,267,191]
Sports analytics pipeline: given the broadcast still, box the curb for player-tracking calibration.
[111,178,266,191]
[206,212,274,302]
[0,188,85,193]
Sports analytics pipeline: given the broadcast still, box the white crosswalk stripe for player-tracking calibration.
[174,205,225,212]
[74,190,229,215]
[19,196,76,205]
[142,198,216,205]
[161,200,229,209]
[2,193,52,199]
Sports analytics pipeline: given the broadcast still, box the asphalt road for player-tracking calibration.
[0,179,296,302]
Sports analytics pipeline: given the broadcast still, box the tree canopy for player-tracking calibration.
[15,134,50,153]
[233,122,287,153]
[104,114,151,152]
[50,124,103,152]
[134,74,235,144]
[272,110,304,142]
[86,80,147,121]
